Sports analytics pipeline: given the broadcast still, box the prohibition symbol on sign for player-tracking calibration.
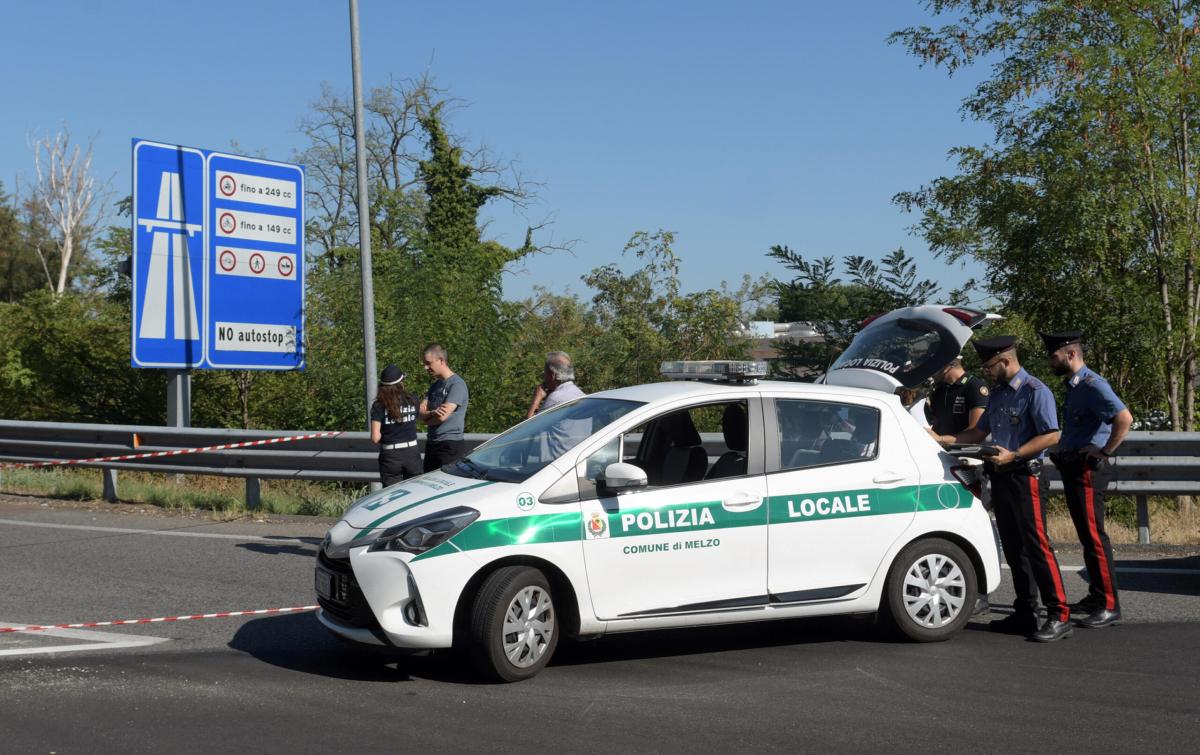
[219,212,236,234]
[219,175,236,196]
[218,250,237,272]
[277,256,294,277]
[249,253,266,275]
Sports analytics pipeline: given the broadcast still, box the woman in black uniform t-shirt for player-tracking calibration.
[370,364,421,486]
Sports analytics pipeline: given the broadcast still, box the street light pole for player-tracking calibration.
[349,0,378,434]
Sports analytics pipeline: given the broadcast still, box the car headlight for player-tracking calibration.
[366,507,480,554]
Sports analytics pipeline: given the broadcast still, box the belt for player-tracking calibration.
[1049,450,1104,470]
[381,441,416,450]
[985,458,1043,476]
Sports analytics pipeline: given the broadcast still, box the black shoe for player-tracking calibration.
[1069,599,1100,615]
[1031,618,1073,642]
[1076,608,1122,628]
[988,613,1037,635]
[972,596,990,616]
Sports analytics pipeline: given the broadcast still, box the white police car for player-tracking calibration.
[316,305,1001,681]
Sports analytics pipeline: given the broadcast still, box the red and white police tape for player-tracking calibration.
[0,430,343,470]
[0,605,319,633]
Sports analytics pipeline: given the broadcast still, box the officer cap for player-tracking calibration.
[1039,330,1083,353]
[379,364,406,385]
[972,336,1017,363]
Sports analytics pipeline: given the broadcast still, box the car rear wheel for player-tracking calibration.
[883,538,976,642]
[468,566,558,682]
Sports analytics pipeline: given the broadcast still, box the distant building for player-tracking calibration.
[743,321,826,377]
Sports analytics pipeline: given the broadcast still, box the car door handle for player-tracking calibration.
[722,494,763,512]
[871,472,906,484]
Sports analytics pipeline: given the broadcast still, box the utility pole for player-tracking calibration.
[349,0,378,434]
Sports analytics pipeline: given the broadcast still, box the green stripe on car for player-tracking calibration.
[409,482,972,561]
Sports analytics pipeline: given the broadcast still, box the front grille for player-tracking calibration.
[316,550,379,629]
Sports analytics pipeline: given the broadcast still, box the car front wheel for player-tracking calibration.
[883,538,976,642]
[468,566,558,682]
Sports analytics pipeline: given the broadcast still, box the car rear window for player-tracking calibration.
[829,317,957,385]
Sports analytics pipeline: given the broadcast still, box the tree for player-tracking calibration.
[891,1,1200,428]
[28,129,105,295]
[0,182,46,302]
[767,245,949,378]
[584,231,759,388]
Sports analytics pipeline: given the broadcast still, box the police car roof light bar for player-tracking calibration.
[659,360,769,384]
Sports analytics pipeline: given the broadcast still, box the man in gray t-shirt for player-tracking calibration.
[419,343,470,472]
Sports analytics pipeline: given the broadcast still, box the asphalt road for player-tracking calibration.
[2,493,1198,753]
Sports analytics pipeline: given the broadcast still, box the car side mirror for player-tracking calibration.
[601,462,647,493]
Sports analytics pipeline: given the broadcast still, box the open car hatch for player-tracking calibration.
[823,305,1001,394]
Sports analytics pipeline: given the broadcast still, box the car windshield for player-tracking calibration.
[446,397,644,483]
[829,317,954,384]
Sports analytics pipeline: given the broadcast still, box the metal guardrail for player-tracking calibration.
[0,420,1192,543]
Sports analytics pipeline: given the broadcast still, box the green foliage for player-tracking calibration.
[891,1,1200,427]
[0,183,51,302]
[0,290,165,423]
[767,245,945,378]
[0,80,758,434]
[584,231,754,387]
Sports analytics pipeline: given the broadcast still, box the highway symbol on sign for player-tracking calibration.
[132,141,206,368]
[138,172,200,340]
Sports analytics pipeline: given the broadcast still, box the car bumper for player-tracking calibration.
[315,547,464,650]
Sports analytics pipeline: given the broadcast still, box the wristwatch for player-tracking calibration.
[1100,448,1114,457]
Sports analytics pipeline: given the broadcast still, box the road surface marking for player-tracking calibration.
[0,623,169,658]
[0,518,311,542]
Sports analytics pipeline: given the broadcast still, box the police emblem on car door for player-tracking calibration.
[577,399,769,620]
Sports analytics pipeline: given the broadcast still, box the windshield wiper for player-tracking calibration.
[452,456,488,479]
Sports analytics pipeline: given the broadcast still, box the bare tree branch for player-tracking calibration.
[28,128,104,295]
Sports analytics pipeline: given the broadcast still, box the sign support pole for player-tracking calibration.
[166,370,191,427]
[349,0,378,439]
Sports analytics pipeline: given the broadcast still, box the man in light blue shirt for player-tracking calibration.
[1043,330,1133,629]
[939,335,1070,642]
[527,351,588,459]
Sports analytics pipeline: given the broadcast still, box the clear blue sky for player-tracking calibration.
[0,0,991,305]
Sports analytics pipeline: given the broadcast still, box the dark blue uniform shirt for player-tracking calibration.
[1059,366,1126,451]
[977,368,1059,458]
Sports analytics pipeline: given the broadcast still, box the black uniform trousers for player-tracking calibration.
[1055,456,1120,611]
[988,466,1069,622]
[423,439,466,473]
[379,447,422,487]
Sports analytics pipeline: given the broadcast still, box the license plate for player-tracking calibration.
[314,567,335,600]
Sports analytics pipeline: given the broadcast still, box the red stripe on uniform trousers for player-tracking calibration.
[1028,475,1068,619]
[1082,466,1116,610]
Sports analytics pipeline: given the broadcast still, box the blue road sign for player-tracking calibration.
[131,141,206,368]
[131,139,305,370]
[207,153,305,369]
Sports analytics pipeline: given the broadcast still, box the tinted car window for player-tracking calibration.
[828,317,958,386]
[776,399,879,471]
[578,400,751,498]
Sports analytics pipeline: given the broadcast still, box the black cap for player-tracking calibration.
[973,336,1017,363]
[1040,330,1083,353]
[379,364,406,385]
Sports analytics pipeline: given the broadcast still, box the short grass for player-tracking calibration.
[0,467,366,519]
[1045,496,1200,546]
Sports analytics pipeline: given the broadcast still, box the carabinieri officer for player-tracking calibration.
[934,336,1072,642]
[1042,330,1133,629]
